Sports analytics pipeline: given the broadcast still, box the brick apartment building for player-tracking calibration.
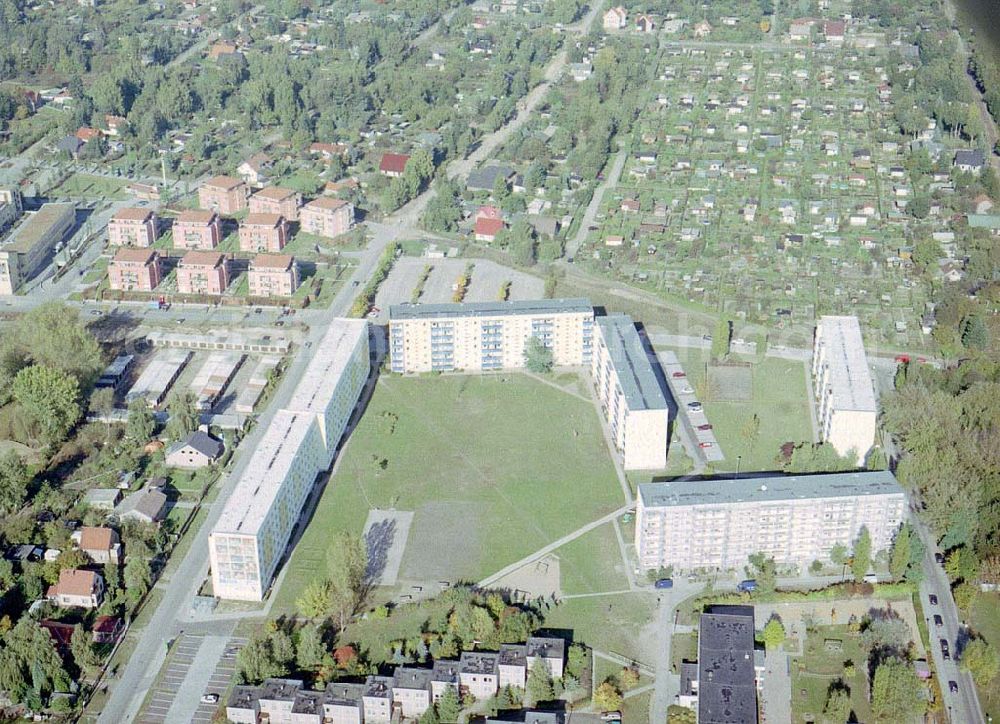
[248,254,300,297]
[173,210,223,250]
[108,248,162,292]
[108,207,157,247]
[198,175,248,215]
[239,214,288,253]
[176,251,230,295]
[299,197,354,239]
[248,186,302,221]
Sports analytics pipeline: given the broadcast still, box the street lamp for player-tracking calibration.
[736,455,742,478]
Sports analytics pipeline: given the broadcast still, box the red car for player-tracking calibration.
[672,371,686,378]
[698,424,713,431]
[699,442,713,449]
[895,354,911,363]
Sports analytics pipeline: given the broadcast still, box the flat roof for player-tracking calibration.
[286,319,368,414]
[698,606,757,724]
[595,314,668,411]
[251,253,295,270]
[180,250,226,267]
[389,298,592,321]
[112,207,154,222]
[2,203,74,253]
[639,471,903,509]
[253,186,297,201]
[113,247,158,264]
[176,209,217,224]
[815,315,876,412]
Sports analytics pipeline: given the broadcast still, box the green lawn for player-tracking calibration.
[51,173,129,199]
[789,624,877,724]
[971,592,1000,718]
[555,522,630,595]
[272,373,624,614]
[542,594,658,665]
[670,349,814,471]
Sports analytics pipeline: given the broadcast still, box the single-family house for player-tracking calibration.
[237,154,272,188]
[954,149,986,174]
[379,153,410,178]
[117,483,169,525]
[165,430,223,469]
[48,569,104,609]
[92,615,124,644]
[602,6,626,30]
[474,217,505,242]
[74,526,121,564]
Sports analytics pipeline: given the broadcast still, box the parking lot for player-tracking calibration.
[658,350,724,463]
[190,636,247,723]
[140,632,206,723]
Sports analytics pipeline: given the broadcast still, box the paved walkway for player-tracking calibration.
[566,148,627,259]
[761,649,791,724]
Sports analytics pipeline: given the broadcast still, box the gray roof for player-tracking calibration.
[393,667,432,691]
[431,660,460,683]
[596,314,668,411]
[955,149,985,167]
[227,685,261,711]
[117,486,168,522]
[364,675,393,699]
[498,643,527,666]
[639,471,904,509]
[167,430,223,460]
[260,678,303,702]
[680,661,699,695]
[698,606,757,724]
[389,298,592,321]
[526,636,565,660]
[460,651,499,675]
[466,164,514,191]
[324,682,364,707]
[487,713,562,724]
[291,690,323,715]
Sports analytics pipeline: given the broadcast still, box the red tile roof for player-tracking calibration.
[243,213,285,227]
[113,248,158,264]
[475,217,504,238]
[176,209,218,224]
[379,153,410,174]
[180,251,226,267]
[79,526,116,551]
[113,207,155,222]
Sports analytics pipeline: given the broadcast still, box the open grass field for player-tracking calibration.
[971,592,1000,717]
[542,594,659,667]
[52,173,129,199]
[670,348,815,471]
[555,521,630,596]
[272,373,624,614]
[789,624,875,724]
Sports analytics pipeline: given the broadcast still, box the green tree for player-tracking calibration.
[960,315,990,349]
[523,337,554,373]
[593,680,623,712]
[436,685,461,721]
[423,181,463,232]
[745,552,777,594]
[2,302,103,387]
[125,398,156,443]
[740,414,761,455]
[851,526,872,582]
[889,524,912,581]
[165,391,199,441]
[296,624,325,671]
[870,658,924,722]
[821,683,852,724]
[961,638,999,687]
[761,617,786,650]
[123,555,152,604]
[667,704,697,723]
[0,451,31,515]
[297,579,332,618]
[11,365,82,444]
[236,634,291,684]
[710,318,732,360]
[326,531,368,630]
[830,543,850,566]
[945,546,980,583]
[70,624,99,670]
[526,658,554,705]
[618,667,639,690]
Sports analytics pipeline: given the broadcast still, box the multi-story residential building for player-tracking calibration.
[172,210,222,250]
[812,315,877,464]
[209,319,369,600]
[176,251,230,295]
[108,207,157,247]
[226,685,262,723]
[0,187,24,234]
[299,196,354,239]
[362,676,393,724]
[47,569,104,609]
[322,682,365,724]
[198,174,248,215]
[239,213,288,252]
[0,202,75,295]
[591,314,669,470]
[388,299,594,373]
[248,254,300,297]
[249,186,302,221]
[460,652,499,700]
[393,667,433,719]
[498,644,528,689]
[430,660,460,704]
[258,679,303,722]
[695,606,759,724]
[526,637,565,680]
[108,247,162,291]
[635,471,906,572]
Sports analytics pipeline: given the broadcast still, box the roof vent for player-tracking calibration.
[760,485,767,491]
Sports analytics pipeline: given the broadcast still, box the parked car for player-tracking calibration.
[699,442,713,449]
[934,615,944,627]
[935,552,945,564]
[697,424,713,431]
[940,639,950,660]
[680,385,695,394]
[671,371,686,378]
[737,579,758,593]
[600,712,622,722]
[654,578,674,589]
[687,401,703,412]
[929,594,938,605]
[201,694,219,704]
[948,680,959,693]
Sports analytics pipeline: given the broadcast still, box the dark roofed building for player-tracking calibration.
[165,430,224,469]
[698,605,758,724]
[955,148,986,173]
[466,164,515,192]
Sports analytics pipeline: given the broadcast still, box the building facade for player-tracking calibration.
[108,247,162,291]
[0,202,75,295]
[635,471,906,572]
[591,314,669,470]
[209,319,370,600]
[388,299,594,373]
[248,254,300,297]
[299,197,354,239]
[0,187,23,234]
[176,251,230,295]
[812,315,877,464]
[249,186,302,221]
[172,210,222,250]
[239,213,288,253]
[108,207,157,247]
[198,175,248,215]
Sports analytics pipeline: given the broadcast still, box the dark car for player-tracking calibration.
[948,680,959,693]
[697,424,713,431]
[929,594,938,605]
[935,552,945,564]
[654,578,673,589]
[934,615,944,627]
[687,401,703,412]
[737,579,758,593]
[940,639,950,660]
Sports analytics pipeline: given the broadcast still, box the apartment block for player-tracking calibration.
[209,319,369,600]
[239,213,288,253]
[176,251,229,295]
[0,202,75,295]
[0,187,24,234]
[248,254,300,297]
[108,248,162,291]
[299,196,354,239]
[696,606,760,724]
[198,174,248,215]
[108,207,157,247]
[388,299,594,373]
[172,210,222,250]
[635,471,906,572]
[249,186,302,221]
[591,314,669,470]
[812,315,877,465]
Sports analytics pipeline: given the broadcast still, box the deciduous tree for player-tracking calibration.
[961,638,999,687]
[851,526,871,582]
[12,365,82,445]
[870,658,924,722]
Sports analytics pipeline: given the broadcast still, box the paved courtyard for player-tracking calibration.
[363,509,414,587]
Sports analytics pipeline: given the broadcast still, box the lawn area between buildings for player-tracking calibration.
[971,592,1000,718]
[51,172,129,199]
[789,623,876,724]
[669,348,815,471]
[554,521,630,596]
[542,594,659,669]
[273,373,624,615]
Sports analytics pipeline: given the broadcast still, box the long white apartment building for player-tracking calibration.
[591,314,669,470]
[812,315,877,464]
[209,319,369,600]
[388,299,594,373]
[636,471,905,572]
